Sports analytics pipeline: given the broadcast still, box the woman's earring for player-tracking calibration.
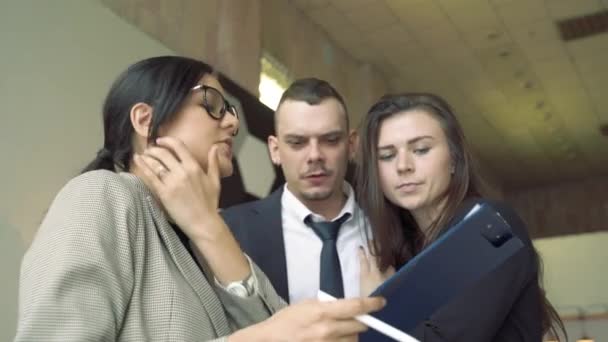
[450,165,455,174]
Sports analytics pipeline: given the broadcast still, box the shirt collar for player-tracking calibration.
[282,182,356,224]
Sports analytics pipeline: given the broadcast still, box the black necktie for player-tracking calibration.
[304,213,351,298]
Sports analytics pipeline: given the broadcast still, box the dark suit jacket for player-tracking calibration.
[221,188,291,302]
[411,200,544,341]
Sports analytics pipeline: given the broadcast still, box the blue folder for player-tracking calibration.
[360,202,524,341]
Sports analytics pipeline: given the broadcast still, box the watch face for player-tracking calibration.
[227,283,249,297]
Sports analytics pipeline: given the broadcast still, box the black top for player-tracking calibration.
[409,199,544,341]
[170,223,202,272]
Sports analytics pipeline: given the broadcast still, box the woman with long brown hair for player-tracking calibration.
[356,93,564,341]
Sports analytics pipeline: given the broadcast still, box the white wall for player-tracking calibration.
[535,232,608,309]
[534,232,608,341]
[0,0,173,339]
[561,320,608,342]
[0,219,23,342]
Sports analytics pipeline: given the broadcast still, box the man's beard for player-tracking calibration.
[300,187,334,201]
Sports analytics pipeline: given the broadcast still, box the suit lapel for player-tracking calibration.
[249,188,290,302]
[144,194,231,337]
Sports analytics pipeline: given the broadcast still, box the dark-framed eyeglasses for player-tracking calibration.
[191,84,239,121]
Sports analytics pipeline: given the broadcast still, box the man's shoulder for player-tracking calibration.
[221,188,282,219]
[221,198,263,216]
[222,189,283,213]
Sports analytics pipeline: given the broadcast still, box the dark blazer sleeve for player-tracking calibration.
[220,196,290,302]
[412,201,544,342]
[221,203,254,250]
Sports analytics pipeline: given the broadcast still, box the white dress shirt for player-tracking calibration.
[281,182,370,303]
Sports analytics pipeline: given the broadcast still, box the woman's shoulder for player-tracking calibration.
[62,170,146,201]
[50,170,150,221]
[477,198,533,244]
[451,197,532,243]
[37,170,151,245]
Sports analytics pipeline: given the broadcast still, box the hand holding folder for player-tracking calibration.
[358,202,524,341]
[317,290,419,342]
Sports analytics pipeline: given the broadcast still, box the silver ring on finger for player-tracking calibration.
[157,165,168,179]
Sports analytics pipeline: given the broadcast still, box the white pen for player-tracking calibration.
[317,290,420,342]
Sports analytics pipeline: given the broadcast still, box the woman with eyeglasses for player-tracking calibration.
[15,56,384,342]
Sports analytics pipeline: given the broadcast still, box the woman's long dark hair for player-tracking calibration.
[356,93,482,267]
[355,92,565,339]
[82,56,213,173]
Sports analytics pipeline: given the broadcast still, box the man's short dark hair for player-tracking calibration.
[276,77,349,128]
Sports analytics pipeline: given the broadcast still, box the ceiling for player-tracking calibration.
[292,0,608,190]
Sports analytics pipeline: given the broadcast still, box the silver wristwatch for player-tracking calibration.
[225,273,256,298]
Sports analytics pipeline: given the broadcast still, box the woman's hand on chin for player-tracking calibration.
[134,136,222,240]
